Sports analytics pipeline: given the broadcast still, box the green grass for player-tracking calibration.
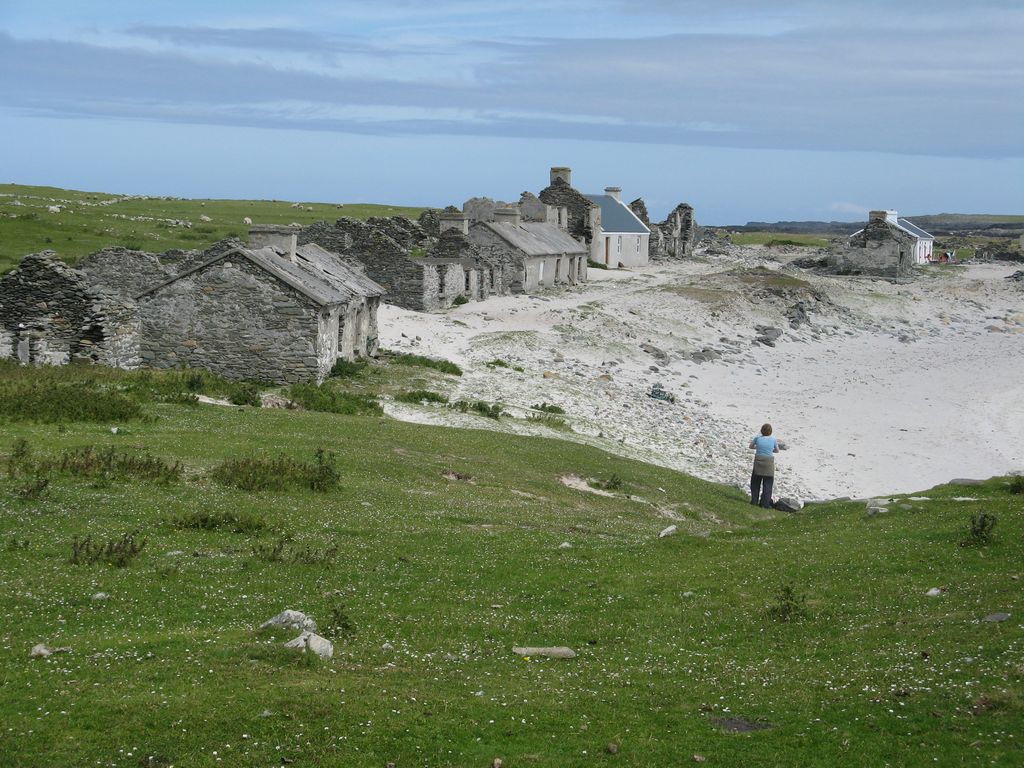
[0,363,1021,766]
[385,351,463,376]
[730,231,831,248]
[0,183,427,273]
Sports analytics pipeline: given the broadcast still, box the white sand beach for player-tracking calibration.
[379,248,1024,500]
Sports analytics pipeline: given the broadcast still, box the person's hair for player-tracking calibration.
[760,423,773,436]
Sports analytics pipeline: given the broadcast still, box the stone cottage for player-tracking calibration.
[134,228,385,383]
[0,252,139,368]
[631,200,700,259]
[463,207,587,293]
[835,210,934,277]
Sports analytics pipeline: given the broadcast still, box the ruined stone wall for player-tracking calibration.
[138,257,323,384]
[832,219,918,277]
[298,219,433,311]
[466,226,527,294]
[365,216,431,250]
[0,252,139,368]
[628,198,651,227]
[77,247,177,297]
[538,178,597,242]
[647,203,699,259]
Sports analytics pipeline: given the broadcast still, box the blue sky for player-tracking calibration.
[1,1,1022,223]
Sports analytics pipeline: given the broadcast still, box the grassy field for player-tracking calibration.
[0,362,1021,766]
[0,183,427,274]
[727,232,832,248]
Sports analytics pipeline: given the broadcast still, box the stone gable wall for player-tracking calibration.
[538,178,597,242]
[77,247,176,298]
[833,219,918,277]
[648,203,699,259]
[138,257,323,383]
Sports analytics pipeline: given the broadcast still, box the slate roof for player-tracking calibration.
[137,243,384,307]
[480,221,588,257]
[584,194,650,235]
[896,218,934,240]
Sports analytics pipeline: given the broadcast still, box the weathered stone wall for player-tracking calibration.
[77,247,176,297]
[832,218,918,277]
[646,203,699,259]
[628,198,651,227]
[0,252,139,368]
[138,257,323,384]
[365,216,431,251]
[298,219,433,311]
[538,178,598,243]
[467,226,528,294]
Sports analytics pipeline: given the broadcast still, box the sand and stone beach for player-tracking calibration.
[380,245,1024,500]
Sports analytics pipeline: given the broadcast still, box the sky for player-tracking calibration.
[1,1,1022,224]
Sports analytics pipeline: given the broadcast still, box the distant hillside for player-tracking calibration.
[0,183,427,274]
[728,213,1024,237]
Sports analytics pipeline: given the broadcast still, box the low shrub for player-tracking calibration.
[228,383,262,407]
[532,402,566,414]
[767,582,808,622]
[587,259,608,270]
[590,474,624,491]
[394,390,449,405]
[53,445,183,484]
[329,359,367,378]
[450,400,503,419]
[961,512,997,547]
[1009,476,1024,495]
[251,537,338,565]
[171,510,267,534]
[528,414,571,432]
[211,448,339,493]
[287,384,382,416]
[451,295,469,307]
[70,531,146,567]
[387,353,462,376]
[487,359,511,369]
[0,380,142,423]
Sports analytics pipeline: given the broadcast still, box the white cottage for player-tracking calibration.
[850,210,934,265]
[584,187,651,268]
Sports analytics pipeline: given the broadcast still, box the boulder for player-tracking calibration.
[774,497,803,513]
[283,631,334,659]
[659,525,678,538]
[982,612,1011,623]
[260,609,317,633]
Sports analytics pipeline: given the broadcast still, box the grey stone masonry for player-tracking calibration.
[538,176,599,244]
[138,255,324,384]
[645,202,699,259]
[77,247,177,297]
[832,212,918,277]
[0,252,140,368]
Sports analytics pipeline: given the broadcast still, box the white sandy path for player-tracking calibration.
[378,258,1024,500]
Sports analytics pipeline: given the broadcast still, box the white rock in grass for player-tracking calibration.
[30,644,70,658]
[659,525,678,538]
[284,632,333,659]
[260,609,317,633]
[558,541,572,550]
[91,592,110,601]
[926,587,942,597]
[513,646,576,659]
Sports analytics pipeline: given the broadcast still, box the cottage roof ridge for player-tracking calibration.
[478,220,587,257]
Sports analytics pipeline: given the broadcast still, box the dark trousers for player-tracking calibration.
[750,472,774,508]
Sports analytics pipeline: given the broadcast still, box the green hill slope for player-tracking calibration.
[0,362,1020,767]
[0,183,427,273]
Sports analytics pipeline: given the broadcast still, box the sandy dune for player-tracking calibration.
[379,247,1024,500]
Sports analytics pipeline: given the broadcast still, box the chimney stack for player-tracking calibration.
[604,186,622,202]
[869,210,898,225]
[249,224,298,262]
[493,207,522,227]
[439,213,469,235]
[550,166,572,186]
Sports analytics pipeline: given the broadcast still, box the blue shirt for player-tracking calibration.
[752,435,777,456]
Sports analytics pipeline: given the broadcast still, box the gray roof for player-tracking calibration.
[481,221,588,257]
[584,194,650,235]
[896,218,934,240]
[137,243,384,306]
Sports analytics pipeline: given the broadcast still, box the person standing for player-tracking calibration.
[749,423,779,508]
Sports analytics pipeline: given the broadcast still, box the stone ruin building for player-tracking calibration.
[0,226,385,384]
[630,200,700,259]
[832,210,934,277]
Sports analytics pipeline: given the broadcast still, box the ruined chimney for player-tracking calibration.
[438,213,469,235]
[550,166,572,186]
[869,210,898,224]
[249,224,298,262]
[493,207,522,227]
[604,186,622,202]
[558,206,569,231]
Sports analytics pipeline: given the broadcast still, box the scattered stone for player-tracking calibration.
[648,383,676,404]
[260,609,317,633]
[492,759,503,768]
[382,642,395,651]
[606,743,619,755]
[283,631,334,659]
[926,588,942,597]
[30,644,70,658]
[542,371,558,379]
[512,646,576,659]
[682,591,696,598]
[754,325,783,347]
[982,612,1010,623]
[260,393,297,409]
[91,592,110,601]
[773,497,803,513]
[866,506,888,516]
[442,470,474,483]
[693,756,706,763]
[659,525,678,538]
[558,541,573,550]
